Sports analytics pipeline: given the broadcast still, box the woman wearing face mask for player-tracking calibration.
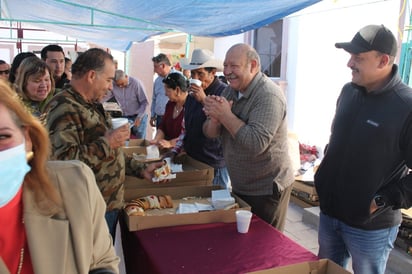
[15,56,54,118]
[0,82,119,273]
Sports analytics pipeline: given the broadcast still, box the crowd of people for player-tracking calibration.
[1,23,411,274]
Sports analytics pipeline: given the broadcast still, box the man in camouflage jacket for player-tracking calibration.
[44,48,130,241]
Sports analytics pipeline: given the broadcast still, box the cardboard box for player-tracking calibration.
[293,180,317,196]
[103,102,122,117]
[123,140,171,158]
[124,185,251,231]
[123,149,214,188]
[248,259,351,274]
[295,173,315,186]
[125,139,150,147]
[291,188,319,203]
[122,145,161,163]
[291,180,319,205]
[290,195,316,208]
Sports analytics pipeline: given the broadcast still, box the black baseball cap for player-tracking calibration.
[335,24,397,56]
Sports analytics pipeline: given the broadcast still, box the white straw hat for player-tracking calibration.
[182,49,223,71]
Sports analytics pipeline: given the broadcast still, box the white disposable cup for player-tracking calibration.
[190,78,202,87]
[111,118,129,129]
[236,210,252,233]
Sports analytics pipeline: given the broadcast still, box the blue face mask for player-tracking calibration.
[0,142,31,207]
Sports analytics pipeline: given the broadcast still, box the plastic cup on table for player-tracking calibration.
[236,210,252,233]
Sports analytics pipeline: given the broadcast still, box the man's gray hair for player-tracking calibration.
[246,46,261,70]
[114,69,126,81]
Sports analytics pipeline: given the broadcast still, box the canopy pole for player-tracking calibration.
[125,49,130,74]
[185,34,192,58]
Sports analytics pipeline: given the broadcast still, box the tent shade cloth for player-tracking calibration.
[1,0,320,51]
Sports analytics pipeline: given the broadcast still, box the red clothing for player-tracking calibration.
[158,101,184,140]
[0,187,33,274]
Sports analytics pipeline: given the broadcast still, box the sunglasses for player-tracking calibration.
[165,74,181,87]
[165,74,176,82]
[0,70,10,75]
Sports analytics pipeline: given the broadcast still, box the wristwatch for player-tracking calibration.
[374,195,386,208]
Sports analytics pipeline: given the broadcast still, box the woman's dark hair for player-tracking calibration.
[9,52,37,83]
[162,72,189,92]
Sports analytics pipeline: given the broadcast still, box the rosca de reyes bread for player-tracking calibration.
[124,195,173,216]
[154,160,172,178]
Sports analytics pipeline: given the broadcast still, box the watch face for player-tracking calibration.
[375,196,386,208]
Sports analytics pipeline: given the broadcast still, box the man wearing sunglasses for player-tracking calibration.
[151,53,174,128]
[0,60,10,81]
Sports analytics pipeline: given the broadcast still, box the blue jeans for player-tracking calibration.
[318,212,399,274]
[105,210,119,244]
[127,114,148,139]
[213,167,231,189]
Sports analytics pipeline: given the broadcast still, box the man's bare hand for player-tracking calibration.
[143,162,171,183]
[106,123,130,148]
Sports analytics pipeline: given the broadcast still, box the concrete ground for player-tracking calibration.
[284,200,412,274]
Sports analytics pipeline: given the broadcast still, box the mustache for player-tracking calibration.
[225,74,236,80]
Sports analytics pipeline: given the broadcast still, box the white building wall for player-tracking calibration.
[210,1,405,149]
[284,0,403,148]
[213,34,246,61]
[122,1,404,155]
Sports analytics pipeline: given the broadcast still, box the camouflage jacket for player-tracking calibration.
[44,85,125,210]
[17,87,55,118]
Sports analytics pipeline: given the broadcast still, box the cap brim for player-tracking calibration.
[335,42,369,54]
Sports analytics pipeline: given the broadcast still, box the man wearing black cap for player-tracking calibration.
[314,25,412,274]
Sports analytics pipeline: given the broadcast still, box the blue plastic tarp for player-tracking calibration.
[2,0,320,51]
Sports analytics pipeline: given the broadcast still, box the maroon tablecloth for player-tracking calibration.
[120,213,318,274]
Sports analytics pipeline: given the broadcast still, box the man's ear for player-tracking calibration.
[86,70,97,84]
[378,54,390,68]
[250,59,258,73]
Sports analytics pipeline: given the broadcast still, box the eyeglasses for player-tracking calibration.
[153,63,164,68]
[164,75,178,86]
[0,70,10,75]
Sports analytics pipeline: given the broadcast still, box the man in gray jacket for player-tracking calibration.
[203,43,294,231]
